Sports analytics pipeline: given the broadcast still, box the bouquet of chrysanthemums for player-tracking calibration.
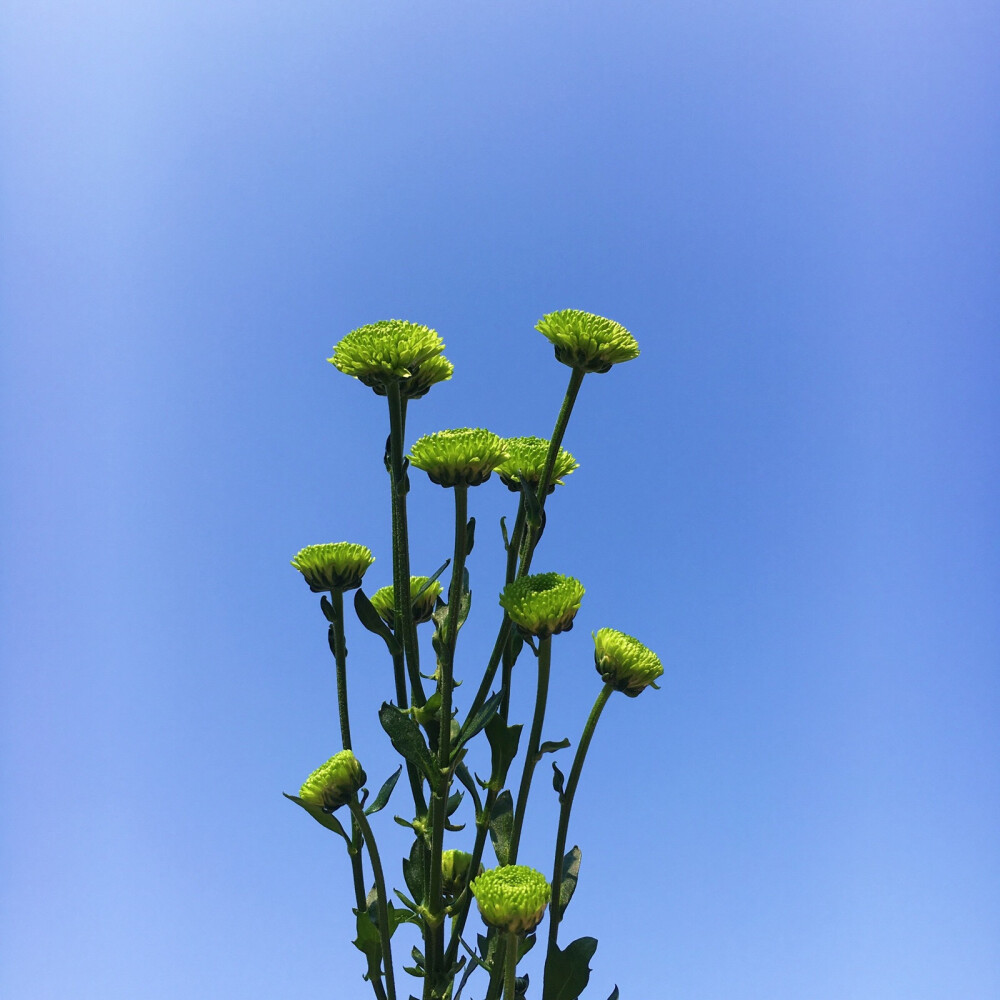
[286,312,662,1000]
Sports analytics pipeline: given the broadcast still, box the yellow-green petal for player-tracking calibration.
[535,309,639,373]
[291,542,374,593]
[593,627,663,697]
[499,572,585,640]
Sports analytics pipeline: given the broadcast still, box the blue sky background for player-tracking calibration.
[2,2,998,997]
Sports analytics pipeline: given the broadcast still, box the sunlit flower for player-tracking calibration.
[298,750,367,812]
[496,436,579,495]
[470,865,551,934]
[291,542,374,593]
[408,428,509,487]
[593,627,663,697]
[535,309,639,373]
[369,576,444,627]
[499,572,584,640]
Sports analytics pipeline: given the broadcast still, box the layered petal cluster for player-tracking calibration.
[470,865,551,934]
[299,750,367,812]
[369,575,443,627]
[440,849,483,899]
[593,627,663,697]
[291,542,374,593]
[535,309,639,373]
[499,572,585,640]
[496,436,579,495]
[408,428,509,487]
[329,320,453,398]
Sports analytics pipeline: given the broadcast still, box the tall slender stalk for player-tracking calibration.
[329,589,353,750]
[503,932,519,1000]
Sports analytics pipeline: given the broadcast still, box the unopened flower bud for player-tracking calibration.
[291,543,374,593]
[328,320,453,399]
[535,309,639,374]
[593,627,663,697]
[496,436,578,495]
[499,572,584,640]
[408,428,509,488]
[441,849,482,899]
[299,750,367,812]
[369,576,444,628]
[471,865,551,934]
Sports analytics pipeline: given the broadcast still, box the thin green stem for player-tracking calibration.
[392,647,428,816]
[329,589,353,750]
[349,801,398,1000]
[547,682,613,956]
[503,931,519,1000]
[499,499,528,721]
[508,635,552,863]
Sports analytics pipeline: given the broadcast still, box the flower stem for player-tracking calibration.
[546,682,613,955]
[503,931,519,1000]
[329,589,353,750]
[349,800,397,1000]
[507,635,552,863]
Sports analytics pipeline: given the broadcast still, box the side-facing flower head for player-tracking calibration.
[441,849,483,899]
[408,428,509,488]
[499,572,585,640]
[594,627,663,697]
[299,750,367,812]
[535,309,639,374]
[496,436,579,495]
[291,542,374,593]
[470,865,551,934]
[328,320,454,399]
[369,576,444,628]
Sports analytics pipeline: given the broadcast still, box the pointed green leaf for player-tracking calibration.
[365,766,403,816]
[379,702,436,782]
[542,936,599,1000]
[403,837,427,905]
[353,588,402,654]
[414,559,451,599]
[552,761,566,801]
[484,714,522,790]
[534,737,571,763]
[607,987,619,1000]
[499,515,510,551]
[352,909,382,975]
[454,689,504,760]
[283,792,351,845]
[446,789,464,817]
[488,789,514,865]
[465,516,476,557]
[320,594,339,624]
[559,846,582,915]
[454,761,484,815]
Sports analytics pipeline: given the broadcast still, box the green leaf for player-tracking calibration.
[282,792,351,846]
[454,689,504,760]
[354,589,402,655]
[515,974,529,999]
[559,846,582,915]
[552,761,566,801]
[488,790,514,865]
[403,837,427,904]
[518,933,536,960]
[365,766,402,816]
[484,715,522,790]
[534,737,571,763]
[607,987,620,1000]
[446,789,463,817]
[521,476,543,530]
[499,515,510,551]
[352,910,382,978]
[379,702,437,783]
[320,594,339,624]
[542,936,598,1000]
[465,515,476,557]
[414,559,451,599]
[454,761,484,816]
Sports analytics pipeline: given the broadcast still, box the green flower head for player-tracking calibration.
[291,542,374,593]
[328,320,454,399]
[369,576,444,628]
[441,849,483,899]
[535,309,639,374]
[593,627,663,697]
[499,572,585,640]
[408,428,509,488]
[496,436,579,495]
[471,865,551,934]
[299,750,367,812]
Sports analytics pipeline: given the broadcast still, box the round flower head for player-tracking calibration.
[499,572,585,640]
[408,428,509,488]
[496,436,579,495]
[593,627,663,697]
[369,576,444,628]
[299,750,367,812]
[291,542,374,593]
[471,865,551,934]
[535,309,639,374]
[441,849,483,899]
[328,320,454,399]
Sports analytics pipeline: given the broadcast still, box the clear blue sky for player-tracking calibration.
[2,2,998,998]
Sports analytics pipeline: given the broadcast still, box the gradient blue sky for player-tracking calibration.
[2,2,998,998]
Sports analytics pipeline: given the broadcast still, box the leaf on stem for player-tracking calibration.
[354,589,402,655]
[379,702,437,783]
[414,559,451,599]
[352,910,382,979]
[541,936,599,1000]
[454,761,484,816]
[606,987,620,1000]
[403,838,427,904]
[453,689,505,760]
[282,792,351,846]
[465,516,476,557]
[558,846,582,915]
[485,714,522,790]
[488,789,514,865]
[365,766,403,816]
[499,515,510,551]
[552,761,566,801]
[534,737,571,763]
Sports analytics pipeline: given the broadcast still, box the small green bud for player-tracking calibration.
[441,849,483,899]
[499,572,584,640]
[470,865,551,934]
[496,436,579,495]
[593,627,664,697]
[408,428,509,488]
[369,576,444,628]
[299,750,367,812]
[535,309,639,373]
[291,542,374,593]
[328,320,454,399]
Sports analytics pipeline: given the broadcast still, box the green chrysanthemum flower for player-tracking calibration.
[496,436,579,495]
[499,572,585,640]
[470,865,551,934]
[299,750,367,812]
[535,309,639,374]
[328,320,454,399]
[408,428,509,488]
[441,849,483,899]
[291,543,374,593]
[593,627,663,697]
[369,576,444,628]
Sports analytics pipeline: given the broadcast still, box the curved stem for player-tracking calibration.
[547,683,613,955]
[329,589,353,750]
[503,931,519,1000]
[349,801,398,1000]
[508,635,552,863]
